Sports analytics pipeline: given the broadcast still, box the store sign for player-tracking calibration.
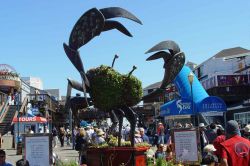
[18,117,36,122]
[198,96,226,113]
[176,99,192,114]
[160,98,194,116]
[0,71,20,81]
[217,75,248,86]
[13,117,47,122]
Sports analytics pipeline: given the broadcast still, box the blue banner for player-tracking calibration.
[197,96,226,113]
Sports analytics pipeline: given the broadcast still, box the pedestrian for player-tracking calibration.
[155,144,166,159]
[220,120,250,166]
[213,126,226,161]
[16,159,29,166]
[72,126,79,149]
[66,128,71,146]
[52,127,58,148]
[243,124,250,140]
[157,122,165,144]
[139,127,149,143]
[205,123,217,143]
[199,123,209,156]
[134,130,143,144]
[75,128,88,166]
[202,144,218,166]
[59,127,65,147]
[95,129,106,145]
[0,149,13,166]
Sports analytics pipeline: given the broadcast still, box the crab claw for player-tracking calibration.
[145,40,180,55]
[68,7,142,50]
[100,7,142,24]
[143,41,185,101]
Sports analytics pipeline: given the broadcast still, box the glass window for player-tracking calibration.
[234,112,250,126]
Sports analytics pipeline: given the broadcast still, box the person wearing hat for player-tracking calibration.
[199,123,209,156]
[95,129,106,145]
[220,120,250,166]
[202,144,218,166]
[243,124,250,140]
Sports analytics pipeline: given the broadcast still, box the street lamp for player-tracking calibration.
[188,72,195,126]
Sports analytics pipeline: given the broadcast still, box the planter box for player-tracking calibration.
[87,146,149,166]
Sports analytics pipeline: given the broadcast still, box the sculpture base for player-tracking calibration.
[87,146,149,166]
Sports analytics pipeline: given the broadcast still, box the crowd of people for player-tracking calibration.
[1,119,249,165]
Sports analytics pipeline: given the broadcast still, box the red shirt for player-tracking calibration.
[213,135,226,157]
[221,135,250,166]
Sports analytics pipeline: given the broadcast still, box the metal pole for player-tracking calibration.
[191,84,196,126]
[17,92,20,142]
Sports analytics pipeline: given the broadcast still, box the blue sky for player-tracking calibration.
[1,0,250,96]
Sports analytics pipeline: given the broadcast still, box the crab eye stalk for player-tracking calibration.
[128,65,137,77]
[111,54,119,68]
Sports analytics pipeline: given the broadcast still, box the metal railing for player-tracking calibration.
[0,91,9,121]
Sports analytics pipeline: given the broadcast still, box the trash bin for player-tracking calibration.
[16,141,22,155]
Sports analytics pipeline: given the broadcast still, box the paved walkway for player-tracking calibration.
[2,135,79,165]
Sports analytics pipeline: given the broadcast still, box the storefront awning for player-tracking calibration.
[12,116,47,123]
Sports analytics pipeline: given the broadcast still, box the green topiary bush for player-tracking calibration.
[86,65,142,111]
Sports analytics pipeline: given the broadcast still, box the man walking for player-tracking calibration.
[220,120,250,166]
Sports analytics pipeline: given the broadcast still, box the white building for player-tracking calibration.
[21,77,43,90]
[193,47,250,125]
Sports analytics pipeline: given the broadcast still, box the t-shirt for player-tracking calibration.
[221,135,250,166]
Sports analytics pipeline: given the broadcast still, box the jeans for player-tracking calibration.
[158,135,165,144]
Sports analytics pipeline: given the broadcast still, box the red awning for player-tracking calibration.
[12,116,47,123]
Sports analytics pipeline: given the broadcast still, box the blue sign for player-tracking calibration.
[160,98,194,116]
[198,96,226,113]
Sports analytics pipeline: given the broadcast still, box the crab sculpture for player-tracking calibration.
[63,7,186,147]
[63,7,143,146]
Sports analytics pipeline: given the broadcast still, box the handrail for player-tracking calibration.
[19,96,29,114]
[0,97,9,121]
[0,104,9,123]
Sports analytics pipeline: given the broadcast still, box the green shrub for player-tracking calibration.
[86,65,142,111]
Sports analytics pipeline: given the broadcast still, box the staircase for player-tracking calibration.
[0,105,17,135]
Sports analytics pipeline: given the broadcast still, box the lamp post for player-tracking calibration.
[188,72,195,126]
[16,92,20,141]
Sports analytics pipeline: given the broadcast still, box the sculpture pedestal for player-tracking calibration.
[87,146,149,166]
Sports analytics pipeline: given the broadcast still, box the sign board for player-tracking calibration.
[171,128,201,165]
[160,98,194,116]
[23,133,52,166]
[13,116,47,123]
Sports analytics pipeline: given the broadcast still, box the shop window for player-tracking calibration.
[234,112,250,125]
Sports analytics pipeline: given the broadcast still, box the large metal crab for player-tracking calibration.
[63,7,143,147]
[63,7,186,148]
